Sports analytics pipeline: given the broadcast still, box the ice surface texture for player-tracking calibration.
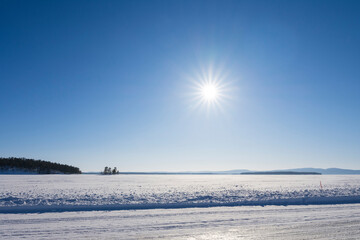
[2,204,360,239]
[1,175,360,213]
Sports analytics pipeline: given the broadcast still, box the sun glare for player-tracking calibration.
[188,66,232,114]
[201,84,218,102]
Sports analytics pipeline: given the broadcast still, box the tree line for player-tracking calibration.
[0,157,81,174]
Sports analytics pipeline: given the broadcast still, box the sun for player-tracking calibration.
[187,65,233,114]
[201,84,218,102]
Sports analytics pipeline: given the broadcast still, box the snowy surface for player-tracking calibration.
[1,175,360,213]
[1,204,360,239]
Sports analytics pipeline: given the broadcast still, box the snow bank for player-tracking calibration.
[1,175,360,213]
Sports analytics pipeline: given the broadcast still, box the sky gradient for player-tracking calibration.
[1,0,359,171]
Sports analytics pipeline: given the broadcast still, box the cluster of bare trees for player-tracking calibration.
[102,166,119,175]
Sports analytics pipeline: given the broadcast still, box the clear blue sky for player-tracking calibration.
[1,0,359,171]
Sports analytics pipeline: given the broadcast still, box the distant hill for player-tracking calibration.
[241,171,321,175]
[283,168,360,175]
[218,168,360,175]
[0,157,81,174]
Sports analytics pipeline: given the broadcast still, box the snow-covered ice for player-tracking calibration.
[1,204,360,239]
[1,175,360,239]
[1,174,360,213]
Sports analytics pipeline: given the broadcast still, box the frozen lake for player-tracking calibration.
[1,204,360,239]
[1,175,360,213]
[1,175,360,239]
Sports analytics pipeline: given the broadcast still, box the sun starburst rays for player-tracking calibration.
[188,67,232,115]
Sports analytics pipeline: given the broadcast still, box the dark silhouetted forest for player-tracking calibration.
[0,157,81,174]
